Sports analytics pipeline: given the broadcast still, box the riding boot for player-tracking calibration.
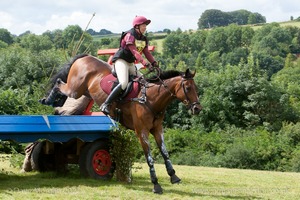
[100,83,123,115]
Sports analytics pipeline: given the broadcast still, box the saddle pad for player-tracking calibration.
[100,74,140,100]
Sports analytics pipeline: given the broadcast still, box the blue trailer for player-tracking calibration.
[0,114,117,180]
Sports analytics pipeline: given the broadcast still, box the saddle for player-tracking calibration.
[100,73,145,101]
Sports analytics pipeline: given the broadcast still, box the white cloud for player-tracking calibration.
[0,0,299,35]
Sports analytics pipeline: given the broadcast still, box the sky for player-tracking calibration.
[0,0,299,35]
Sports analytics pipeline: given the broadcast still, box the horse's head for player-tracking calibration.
[176,69,202,115]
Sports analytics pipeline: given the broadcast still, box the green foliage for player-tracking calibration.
[271,60,300,115]
[149,123,300,172]
[288,145,300,172]
[0,28,14,45]
[193,59,297,131]
[198,9,266,29]
[0,141,23,154]
[19,34,53,52]
[110,125,140,182]
[9,147,25,169]
[0,89,25,114]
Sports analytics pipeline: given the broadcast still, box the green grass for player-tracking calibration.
[1,154,300,199]
[278,20,300,28]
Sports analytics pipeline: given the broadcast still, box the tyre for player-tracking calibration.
[30,141,44,171]
[30,141,56,172]
[79,140,115,180]
[79,142,91,177]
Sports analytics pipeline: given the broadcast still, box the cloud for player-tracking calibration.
[0,0,299,35]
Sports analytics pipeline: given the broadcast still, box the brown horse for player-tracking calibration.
[40,54,202,194]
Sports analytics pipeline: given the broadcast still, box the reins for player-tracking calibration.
[134,68,199,118]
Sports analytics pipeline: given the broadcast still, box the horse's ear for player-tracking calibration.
[185,69,196,78]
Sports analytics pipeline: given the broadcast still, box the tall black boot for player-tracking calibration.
[100,83,123,115]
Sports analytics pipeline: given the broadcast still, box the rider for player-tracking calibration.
[100,15,159,115]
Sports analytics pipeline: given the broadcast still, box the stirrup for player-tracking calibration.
[100,103,110,115]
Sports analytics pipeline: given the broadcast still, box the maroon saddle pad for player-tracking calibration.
[100,74,140,100]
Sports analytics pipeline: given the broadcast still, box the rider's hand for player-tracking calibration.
[146,63,154,72]
[152,61,159,68]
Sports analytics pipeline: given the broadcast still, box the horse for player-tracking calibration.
[40,54,202,194]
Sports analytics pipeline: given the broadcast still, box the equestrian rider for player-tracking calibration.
[100,15,159,115]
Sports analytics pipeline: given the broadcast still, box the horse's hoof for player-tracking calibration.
[170,174,181,184]
[153,184,163,194]
[39,98,47,105]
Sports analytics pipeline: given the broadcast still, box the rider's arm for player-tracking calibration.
[124,32,155,65]
[127,44,151,65]
[142,47,155,65]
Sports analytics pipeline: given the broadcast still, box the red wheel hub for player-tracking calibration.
[92,150,112,175]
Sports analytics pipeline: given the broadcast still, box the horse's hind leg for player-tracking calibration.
[152,128,181,184]
[39,78,64,106]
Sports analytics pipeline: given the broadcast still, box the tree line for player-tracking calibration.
[198,9,266,29]
[1,19,300,172]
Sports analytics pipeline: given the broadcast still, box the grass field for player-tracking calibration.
[1,154,300,200]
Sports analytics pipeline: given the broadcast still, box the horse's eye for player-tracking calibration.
[185,85,191,91]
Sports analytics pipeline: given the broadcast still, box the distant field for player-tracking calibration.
[92,33,121,42]
[1,154,300,199]
[278,20,300,28]
[150,38,164,54]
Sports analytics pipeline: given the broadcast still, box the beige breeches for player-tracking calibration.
[114,59,142,90]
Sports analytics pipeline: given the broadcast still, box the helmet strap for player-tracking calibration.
[135,25,142,35]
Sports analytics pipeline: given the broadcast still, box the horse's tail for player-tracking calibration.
[45,54,89,107]
[50,54,89,86]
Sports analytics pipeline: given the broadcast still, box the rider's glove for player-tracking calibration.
[146,63,154,72]
[152,61,159,68]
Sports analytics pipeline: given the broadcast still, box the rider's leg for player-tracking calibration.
[128,63,142,77]
[100,59,130,114]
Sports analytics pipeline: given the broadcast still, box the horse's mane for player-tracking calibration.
[146,70,183,83]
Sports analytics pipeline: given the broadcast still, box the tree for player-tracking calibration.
[62,25,95,56]
[193,58,297,131]
[248,14,257,24]
[272,59,300,115]
[0,28,14,45]
[228,9,252,25]
[225,24,243,52]
[241,26,255,48]
[198,9,230,29]
[204,27,227,53]
[98,29,113,35]
[198,9,266,29]
[0,45,65,90]
[19,33,53,52]
[162,32,190,58]
[189,30,208,54]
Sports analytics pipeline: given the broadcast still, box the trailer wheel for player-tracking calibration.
[30,141,43,171]
[79,143,91,177]
[30,141,55,172]
[79,140,115,180]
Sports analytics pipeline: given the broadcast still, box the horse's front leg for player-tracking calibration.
[39,78,64,106]
[152,126,181,184]
[138,132,163,194]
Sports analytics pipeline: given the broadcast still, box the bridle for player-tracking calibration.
[180,77,201,110]
[158,74,200,110]
[137,68,200,117]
